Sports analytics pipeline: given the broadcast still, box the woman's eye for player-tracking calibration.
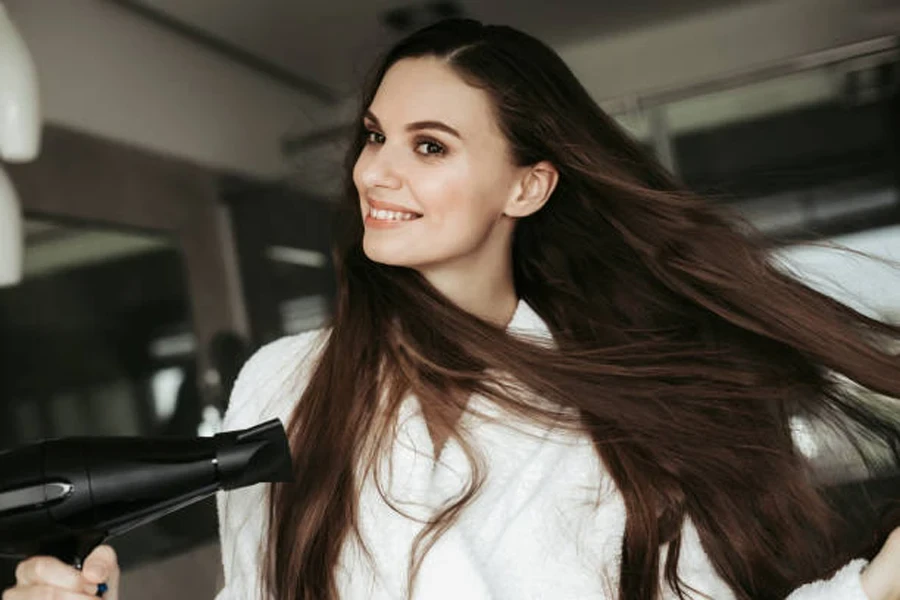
[416,140,445,156]
[365,130,385,144]
[363,128,444,157]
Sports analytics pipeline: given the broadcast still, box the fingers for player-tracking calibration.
[2,585,99,599]
[82,546,119,600]
[81,545,119,586]
[14,556,96,595]
[884,526,900,552]
[6,546,120,600]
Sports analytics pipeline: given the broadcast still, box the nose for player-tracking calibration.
[356,143,402,190]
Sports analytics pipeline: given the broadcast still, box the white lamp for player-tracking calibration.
[0,1,41,287]
[0,167,22,286]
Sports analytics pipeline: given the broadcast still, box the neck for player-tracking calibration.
[418,245,518,329]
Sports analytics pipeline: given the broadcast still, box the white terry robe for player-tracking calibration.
[215,300,870,600]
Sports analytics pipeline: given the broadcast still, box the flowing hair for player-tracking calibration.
[263,18,900,600]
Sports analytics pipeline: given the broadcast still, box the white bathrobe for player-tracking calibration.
[215,300,869,599]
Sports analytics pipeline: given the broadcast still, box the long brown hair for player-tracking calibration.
[264,18,900,600]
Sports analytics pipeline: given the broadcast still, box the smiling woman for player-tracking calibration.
[211,17,900,600]
[354,56,558,324]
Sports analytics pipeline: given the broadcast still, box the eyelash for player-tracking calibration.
[362,128,446,157]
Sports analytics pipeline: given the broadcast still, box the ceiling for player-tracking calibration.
[112,0,750,194]
[121,0,746,99]
[110,0,900,200]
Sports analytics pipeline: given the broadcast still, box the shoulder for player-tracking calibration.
[222,327,330,431]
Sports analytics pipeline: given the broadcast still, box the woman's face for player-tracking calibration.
[353,57,528,274]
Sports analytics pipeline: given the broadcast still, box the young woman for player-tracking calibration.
[7,17,900,600]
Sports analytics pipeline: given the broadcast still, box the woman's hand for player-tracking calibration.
[862,527,900,600]
[3,545,120,600]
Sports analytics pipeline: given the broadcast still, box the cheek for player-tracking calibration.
[415,175,462,218]
[414,162,498,223]
[417,183,503,254]
[361,171,506,267]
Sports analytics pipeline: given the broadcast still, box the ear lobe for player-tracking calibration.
[504,161,559,218]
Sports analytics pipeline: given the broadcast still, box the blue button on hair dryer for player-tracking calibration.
[0,419,293,567]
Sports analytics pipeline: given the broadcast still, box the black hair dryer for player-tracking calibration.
[0,419,292,567]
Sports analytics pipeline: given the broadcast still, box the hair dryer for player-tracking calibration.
[0,419,292,568]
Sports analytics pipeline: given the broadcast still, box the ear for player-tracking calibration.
[503,161,558,218]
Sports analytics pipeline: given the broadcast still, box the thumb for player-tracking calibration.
[82,544,121,600]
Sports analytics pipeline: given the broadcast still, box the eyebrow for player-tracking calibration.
[364,110,463,140]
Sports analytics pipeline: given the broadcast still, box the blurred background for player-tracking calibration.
[0,0,898,597]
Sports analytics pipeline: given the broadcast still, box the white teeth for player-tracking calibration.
[369,207,419,221]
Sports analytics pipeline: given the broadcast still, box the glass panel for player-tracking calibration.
[226,183,336,346]
[0,218,201,445]
[615,51,900,485]
[664,54,899,238]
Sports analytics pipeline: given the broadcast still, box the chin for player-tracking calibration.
[362,238,417,268]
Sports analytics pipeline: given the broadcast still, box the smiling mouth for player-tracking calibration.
[367,207,423,222]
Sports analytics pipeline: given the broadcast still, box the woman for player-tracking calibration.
[8,18,900,600]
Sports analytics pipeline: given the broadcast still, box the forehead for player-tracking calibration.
[369,57,502,139]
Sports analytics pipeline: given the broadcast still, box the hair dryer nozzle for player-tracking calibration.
[214,419,293,490]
